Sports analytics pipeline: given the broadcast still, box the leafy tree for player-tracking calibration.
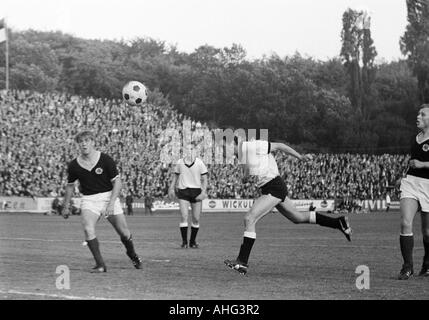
[340,8,377,118]
[0,28,420,153]
[400,0,429,103]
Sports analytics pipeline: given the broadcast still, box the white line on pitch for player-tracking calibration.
[0,289,112,300]
[268,244,424,249]
[0,237,121,244]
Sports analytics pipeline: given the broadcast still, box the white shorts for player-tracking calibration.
[400,175,429,212]
[80,191,123,216]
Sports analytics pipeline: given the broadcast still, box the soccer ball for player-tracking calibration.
[122,81,148,106]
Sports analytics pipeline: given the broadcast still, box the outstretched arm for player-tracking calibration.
[270,142,312,161]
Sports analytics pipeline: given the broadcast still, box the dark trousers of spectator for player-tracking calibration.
[386,204,390,212]
[127,205,133,216]
[145,207,152,215]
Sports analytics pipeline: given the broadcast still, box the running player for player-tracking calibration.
[397,104,429,279]
[61,130,142,273]
[168,148,208,249]
[224,138,352,275]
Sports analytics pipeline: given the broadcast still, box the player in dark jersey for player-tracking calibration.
[398,104,429,279]
[61,130,142,273]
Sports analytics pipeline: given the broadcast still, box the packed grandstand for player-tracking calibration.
[0,90,408,203]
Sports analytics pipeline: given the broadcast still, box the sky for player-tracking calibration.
[1,0,408,61]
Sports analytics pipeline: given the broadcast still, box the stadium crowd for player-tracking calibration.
[0,90,409,202]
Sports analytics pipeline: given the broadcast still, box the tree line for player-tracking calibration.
[0,1,428,153]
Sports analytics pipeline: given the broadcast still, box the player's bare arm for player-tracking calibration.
[409,159,429,169]
[61,183,75,219]
[201,174,208,196]
[105,177,122,217]
[270,142,312,161]
[168,174,178,199]
[196,174,208,201]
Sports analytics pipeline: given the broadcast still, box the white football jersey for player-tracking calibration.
[174,157,208,189]
[241,140,279,187]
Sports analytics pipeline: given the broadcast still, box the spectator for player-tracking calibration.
[51,196,61,215]
[0,90,409,203]
[386,192,391,212]
[144,190,154,215]
[125,192,134,216]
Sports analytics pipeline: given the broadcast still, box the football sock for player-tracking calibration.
[86,238,105,267]
[315,213,339,229]
[180,222,188,244]
[121,234,137,257]
[400,234,414,269]
[423,237,429,267]
[190,224,199,244]
[237,232,256,265]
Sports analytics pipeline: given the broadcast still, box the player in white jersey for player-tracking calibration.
[225,138,352,275]
[61,130,142,273]
[168,149,208,248]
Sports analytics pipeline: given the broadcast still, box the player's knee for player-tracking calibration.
[83,225,96,239]
[401,219,413,231]
[117,227,131,239]
[244,213,255,227]
[400,221,413,234]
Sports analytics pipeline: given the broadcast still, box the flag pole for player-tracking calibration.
[5,18,8,92]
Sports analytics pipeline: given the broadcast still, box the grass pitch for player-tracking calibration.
[0,211,428,300]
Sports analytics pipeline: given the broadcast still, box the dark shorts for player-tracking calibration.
[260,176,288,202]
[176,188,202,203]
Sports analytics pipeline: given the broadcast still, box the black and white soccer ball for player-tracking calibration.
[122,81,148,106]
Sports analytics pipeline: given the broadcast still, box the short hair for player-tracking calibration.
[75,130,95,143]
[420,103,429,110]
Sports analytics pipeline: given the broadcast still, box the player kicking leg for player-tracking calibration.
[225,138,352,275]
[276,198,352,242]
[225,194,280,275]
[225,193,352,275]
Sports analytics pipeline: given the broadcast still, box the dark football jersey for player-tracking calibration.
[407,135,429,180]
[67,153,119,195]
